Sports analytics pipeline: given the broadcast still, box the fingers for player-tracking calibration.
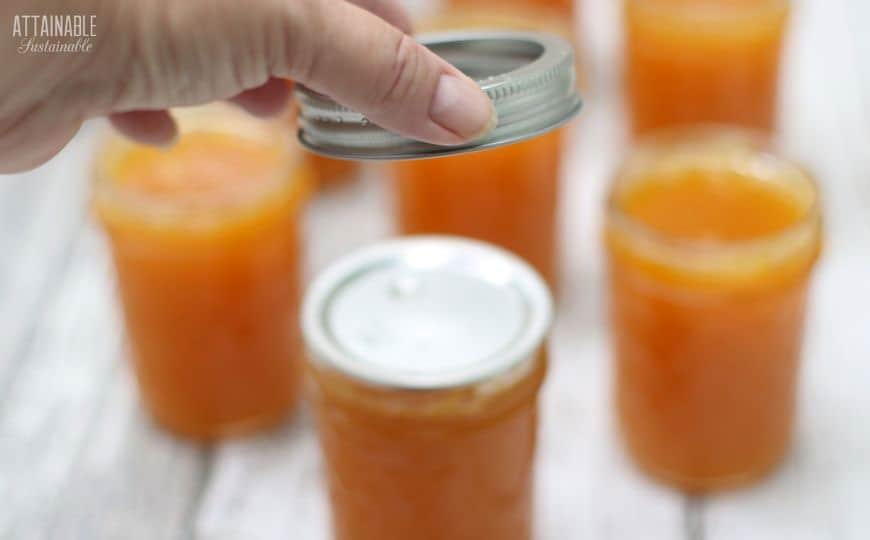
[347,0,413,33]
[109,80,288,148]
[229,77,291,117]
[87,0,493,150]
[0,106,82,174]
[102,88,290,153]
[109,110,177,147]
[284,0,495,146]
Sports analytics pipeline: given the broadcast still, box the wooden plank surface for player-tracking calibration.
[1,0,869,538]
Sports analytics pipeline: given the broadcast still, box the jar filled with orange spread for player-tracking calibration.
[624,0,790,135]
[302,237,553,540]
[452,0,573,18]
[428,3,576,37]
[375,32,580,290]
[305,152,360,188]
[605,127,822,491]
[445,0,574,25]
[93,104,311,440]
[392,128,564,287]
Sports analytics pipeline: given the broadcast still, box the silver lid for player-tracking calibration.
[302,237,553,389]
[295,31,582,160]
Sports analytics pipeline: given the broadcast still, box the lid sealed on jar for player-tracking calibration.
[302,236,553,389]
[295,31,582,160]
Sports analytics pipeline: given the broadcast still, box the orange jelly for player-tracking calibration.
[303,238,553,540]
[624,0,790,135]
[392,129,564,287]
[306,152,360,188]
[94,105,310,440]
[605,128,821,491]
[309,353,546,540]
[447,0,574,19]
[444,0,575,24]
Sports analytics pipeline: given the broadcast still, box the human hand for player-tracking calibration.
[0,0,495,173]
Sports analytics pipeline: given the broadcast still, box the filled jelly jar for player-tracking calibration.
[93,104,311,440]
[624,0,790,135]
[605,127,822,491]
[303,237,553,540]
[392,128,564,288]
[306,151,360,188]
[450,0,574,19]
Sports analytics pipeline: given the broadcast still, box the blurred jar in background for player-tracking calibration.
[431,3,576,36]
[446,0,575,22]
[305,152,360,188]
[392,129,564,287]
[605,127,821,491]
[303,238,552,540]
[93,104,311,440]
[624,0,790,135]
[392,11,577,290]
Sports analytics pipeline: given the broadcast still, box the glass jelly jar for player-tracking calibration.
[624,0,790,135]
[605,126,822,491]
[93,103,311,440]
[391,128,564,288]
[303,237,553,539]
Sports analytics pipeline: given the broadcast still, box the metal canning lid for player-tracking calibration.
[302,236,553,389]
[295,31,582,160]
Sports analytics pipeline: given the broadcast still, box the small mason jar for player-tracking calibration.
[605,126,822,491]
[391,128,564,288]
[624,0,790,135]
[302,237,553,540]
[93,103,311,440]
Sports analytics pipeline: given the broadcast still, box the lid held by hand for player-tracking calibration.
[295,31,582,160]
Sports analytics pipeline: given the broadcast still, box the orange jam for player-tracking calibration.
[393,10,574,290]
[605,128,821,491]
[308,351,546,540]
[392,129,564,288]
[306,152,359,188]
[94,105,310,440]
[433,3,575,34]
[447,0,574,20]
[624,0,790,135]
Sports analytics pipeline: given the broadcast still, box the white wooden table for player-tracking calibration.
[2,0,869,538]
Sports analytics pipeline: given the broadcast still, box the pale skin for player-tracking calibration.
[0,0,495,173]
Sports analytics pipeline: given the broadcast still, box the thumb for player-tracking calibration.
[284,0,496,145]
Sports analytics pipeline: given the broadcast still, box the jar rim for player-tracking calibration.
[606,125,821,264]
[92,103,308,226]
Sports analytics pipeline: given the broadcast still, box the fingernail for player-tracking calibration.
[429,74,496,142]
